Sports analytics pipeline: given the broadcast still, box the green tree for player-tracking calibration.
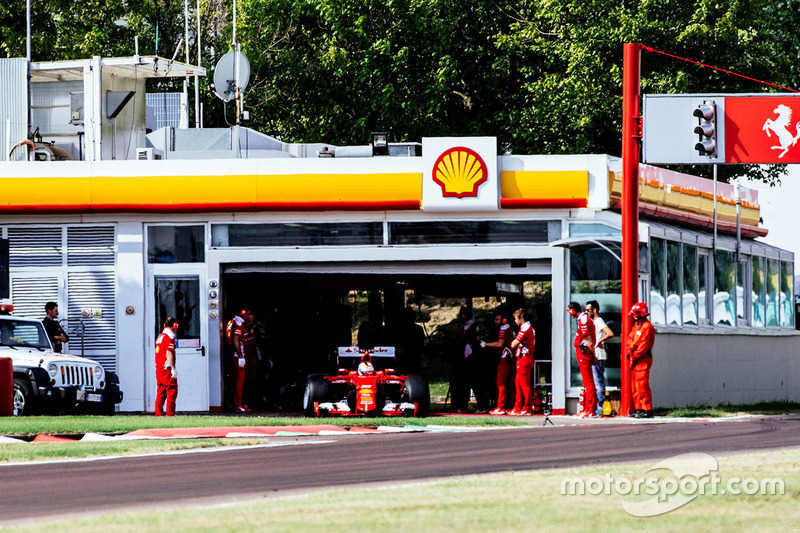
[497,0,782,160]
[238,0,527,144]
[2,0,797,184]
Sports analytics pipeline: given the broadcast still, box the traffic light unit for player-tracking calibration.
[693,102,717,157]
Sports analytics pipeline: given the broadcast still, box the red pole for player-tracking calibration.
[620,43,641,418]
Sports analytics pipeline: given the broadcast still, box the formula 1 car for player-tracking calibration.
[303,347,430,417]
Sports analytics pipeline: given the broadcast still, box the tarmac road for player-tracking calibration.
[2,416,800,523]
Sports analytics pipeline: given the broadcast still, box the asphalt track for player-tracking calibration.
[2,416,800,523]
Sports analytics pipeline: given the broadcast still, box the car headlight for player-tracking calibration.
[48,363,57,378]
[94,365,104,381]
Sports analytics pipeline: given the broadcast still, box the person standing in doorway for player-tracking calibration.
[627,302,655,419]
[482,309,515,415]
[568,302,597,418]
[451,305,480,413]
[228,309,254,413]
[43,302,69,353]
[585,300,614,416]
[155,317,179,416]
[508,308,535,416]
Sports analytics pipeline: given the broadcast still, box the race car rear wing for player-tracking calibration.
[337,346,396,370]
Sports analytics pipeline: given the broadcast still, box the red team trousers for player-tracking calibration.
[155,370,177,417]
[496,356,516,411]
[577,349,597,415]
[513,355,536,412]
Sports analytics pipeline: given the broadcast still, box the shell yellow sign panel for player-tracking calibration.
[422,137,498,211]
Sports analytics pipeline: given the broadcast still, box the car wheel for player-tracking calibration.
[13,378,33,417]
[404,374,430,417]
[302,375,329,417]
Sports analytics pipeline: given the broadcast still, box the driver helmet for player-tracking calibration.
[358,352,375,375]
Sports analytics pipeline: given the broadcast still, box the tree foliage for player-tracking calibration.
[238,0,528,143]
[3,0,800,181]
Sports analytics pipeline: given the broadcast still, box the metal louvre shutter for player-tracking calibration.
[67,270,117,371]
[7,228,62,267]
[10,276,59,318]
[67,227,115,266]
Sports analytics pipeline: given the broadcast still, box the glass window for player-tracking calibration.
[147,225,205,263]
[781,261,794,327]
[211,223,383,247]
[737,261,746,323]
[666,241,681,326]
[682,244,698,325]
[714,250,736,327]
[155,276,200,341]
[649,238,666,325]
[751,256,766,328]
[568,223,621,238]
[698,253,708,322]
[766,258,780,327]
[389,221,560,245]
[639,242,649,274]
[569,244,621,388]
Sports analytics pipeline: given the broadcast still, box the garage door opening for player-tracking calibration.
[220,271,552,413]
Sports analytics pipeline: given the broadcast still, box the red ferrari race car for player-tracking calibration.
[303,347,430,417]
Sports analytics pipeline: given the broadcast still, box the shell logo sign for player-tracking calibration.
[431,147,488,198]
[421,137,498,211]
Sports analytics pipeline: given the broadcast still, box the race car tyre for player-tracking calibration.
[404,374,430,417]
[303,375,329,417]
[12,378,33,417]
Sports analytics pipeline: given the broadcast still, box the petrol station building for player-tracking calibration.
[1,55,798,414]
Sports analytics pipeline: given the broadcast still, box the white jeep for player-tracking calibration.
[0,315,123,416]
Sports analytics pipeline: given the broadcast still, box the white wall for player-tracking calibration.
[651,331,800,407]
[116,221,146,411]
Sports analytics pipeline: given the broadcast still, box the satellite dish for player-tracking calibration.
[213,50,251,102]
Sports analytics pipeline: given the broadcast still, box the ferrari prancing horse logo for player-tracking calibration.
[431,147,488,198]
[762,104,800,159]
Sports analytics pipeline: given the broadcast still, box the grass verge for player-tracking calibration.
[663,400,800,418]
[0,438,271,464]
[0,414,527,439]
[6,447,799,531]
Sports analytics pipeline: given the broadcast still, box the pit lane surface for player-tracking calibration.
[2,417,800,522]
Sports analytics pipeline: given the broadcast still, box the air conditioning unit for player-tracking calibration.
[136,148,163,160]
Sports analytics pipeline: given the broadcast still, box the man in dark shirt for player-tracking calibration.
[43,301,69,353]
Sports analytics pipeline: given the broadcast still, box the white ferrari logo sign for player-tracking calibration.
[762,104,800,159]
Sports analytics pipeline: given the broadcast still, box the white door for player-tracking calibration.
[147,272,208,412]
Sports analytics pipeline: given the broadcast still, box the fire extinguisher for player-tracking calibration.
[578,389,585,414]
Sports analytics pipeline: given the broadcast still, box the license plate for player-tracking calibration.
[87,393,103,402]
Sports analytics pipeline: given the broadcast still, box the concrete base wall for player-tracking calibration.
[651,332,800,407]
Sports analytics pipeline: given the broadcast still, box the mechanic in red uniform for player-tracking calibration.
[569,302,597,418]
[155,317,179,417]
[508,308,535,415]
[627,302,656,419]
[228,309,255,413]
[482,310,515,415]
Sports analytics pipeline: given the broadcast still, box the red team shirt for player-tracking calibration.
[573,312,596,349]
[226,317,253,355]
[628,320,655,362]
[514,322,536,357]
[498,323,513,355]
[155,329,175,377]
